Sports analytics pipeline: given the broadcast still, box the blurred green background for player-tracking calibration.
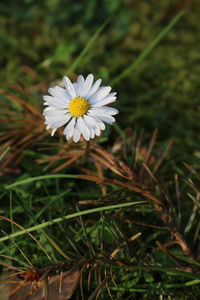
[1,0,199,154]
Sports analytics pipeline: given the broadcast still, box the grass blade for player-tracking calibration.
[110,11,185,85]
[66,19,109,75]
[0,201,144,242]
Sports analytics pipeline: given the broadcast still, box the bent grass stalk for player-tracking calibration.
[0,201,144,242]
[5,174,79,189]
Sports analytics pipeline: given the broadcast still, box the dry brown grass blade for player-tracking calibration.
[0,261,27,272]
[93,143,134,179]
[36,155,62,165]
[0,91,47,173]
[162,241,180,247]
[186,180,200,195]
[94,161,107,196]
[14,140,40,165]
[140,163,172,203]
[117,160,134,180]
[0,134,20,143]
[110,233,141,258]
[141,163,158,183]
[93,144,116,165]
[78,167,97,176]
[77,175,104,184]
[124,219,168,230]
[14,133,36,148]
[183,162,200,180]
[6,83,27,95]
[174,173,183,224]
[22,65,40,80]
[155,241,197,273]
[133,130,144,169]
[156,241,181,264]
[0,100,11,108]
[156,241,199,272]
[104,179,163,206]
[153,141,173,174]
[36,147,84,170]
[76,174,162,205]
[139,129,158,179]
[51,155,82,173]
[5,94,41,118]
[90,152,128,178]
[1,133,46,169]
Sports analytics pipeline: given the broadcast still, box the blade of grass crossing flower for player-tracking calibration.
[66,19,109,75]
[110,11,185,85]
[0,201,144,242]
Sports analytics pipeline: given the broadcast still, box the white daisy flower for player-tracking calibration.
[43,74,118,142]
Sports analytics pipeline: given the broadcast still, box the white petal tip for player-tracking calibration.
[51,129,57,136]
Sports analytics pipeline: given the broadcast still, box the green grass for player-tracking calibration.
[0,0,200,299]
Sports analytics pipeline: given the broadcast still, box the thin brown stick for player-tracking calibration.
[154,203,195,259]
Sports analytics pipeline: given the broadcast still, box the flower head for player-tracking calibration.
[43,74,118,142]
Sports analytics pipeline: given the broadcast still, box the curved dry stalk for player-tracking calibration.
[0,216,51,261]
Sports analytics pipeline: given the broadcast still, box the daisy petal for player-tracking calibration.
[83,115,97,127]
[73,127,81,143]
[81,74,94,97]
[72,83,79,95]
[92,93,116,107]
[92,116,106,130]
[55,86,71,100]
[89,86,112,104]
[95,114,115,124]
[43,96,69,109]
[50,114,72,129]
[89,107,119,116]
[94,125,101,136]
[48,86,71,102]
[89,128,95,139]
[43,108,69,117]
[63,76,76,98]
[76,75,85,96]
[51,128,57,136]
[86,79,102,99]
[63,117,76,138]
[77,117,90,140]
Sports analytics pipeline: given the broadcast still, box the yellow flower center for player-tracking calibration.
[69,97,90,117]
